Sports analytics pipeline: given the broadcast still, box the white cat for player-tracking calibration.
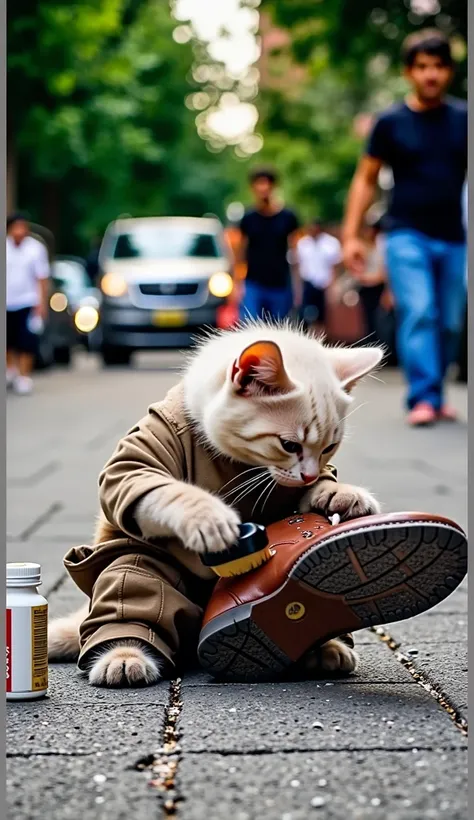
[49,323,382,685]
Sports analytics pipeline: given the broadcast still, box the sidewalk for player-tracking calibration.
[6,354,468,820]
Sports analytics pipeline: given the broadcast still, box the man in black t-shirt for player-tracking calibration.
[237,168,301,321]
[342,30,467,426]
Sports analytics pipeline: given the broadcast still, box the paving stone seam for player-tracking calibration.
[177,745,467,755]
[6,745,467,762]
[180,681,417,690]
[371,626,468,735]
[19,502,63,541]
[134,678,183,818]
[9,460,60,488]
[7,751,96,758]
[44,571,70,598]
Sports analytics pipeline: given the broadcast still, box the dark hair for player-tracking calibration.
[248,167,278,185]
[402,29,453,68]
[7,211,30,230]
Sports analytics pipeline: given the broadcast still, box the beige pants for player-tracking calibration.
[64,538,216,673]
[64,537,354,674]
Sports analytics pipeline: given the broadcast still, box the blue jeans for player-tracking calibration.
[385,229,467,410]
[240,281,293,321]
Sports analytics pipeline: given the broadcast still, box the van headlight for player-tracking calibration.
[208,272,233,298]
[75,306,99,333]
[101,273,127,297]
[50,292,68,312]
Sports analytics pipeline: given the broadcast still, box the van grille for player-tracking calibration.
[138,283,199,297]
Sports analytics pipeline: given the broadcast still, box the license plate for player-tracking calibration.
[152,310,187,327]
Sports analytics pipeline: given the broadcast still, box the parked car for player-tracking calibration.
[97,216,234,365]
[29,223,56,371]
[49,257,102,363]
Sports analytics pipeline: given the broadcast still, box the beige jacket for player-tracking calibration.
[96,382,337,580]
[64,382,338,668]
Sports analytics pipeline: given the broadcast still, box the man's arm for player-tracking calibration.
[289,230,303,309]
[34,243,51,320]
[234,233,248,268]
[37,279,49,320]
[341,155,383,276]
[328,238,343,285]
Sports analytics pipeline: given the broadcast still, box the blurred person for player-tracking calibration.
[457,180,468,383]
[342,30,467,426]
[85,235,102,285]
[6,212,50,395]
[357,219,388,344]
[237,168,301,321]
[296,220,342,335]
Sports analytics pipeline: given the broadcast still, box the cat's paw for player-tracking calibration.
[87,640,163,687]
[135,484,241,553]
[303,639,359,676]
[178,493,241,554]
[300,479,380,520]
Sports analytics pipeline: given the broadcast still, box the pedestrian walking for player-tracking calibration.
[295,220,342,336]
[342,29,467,425]
[237,168,301,321]
[6,213,50,395]
[457,180,468,383]
[357,218,388,345]
[85,235,102,285]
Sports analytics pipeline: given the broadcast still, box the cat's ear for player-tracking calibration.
[327,346,384,392]
[230,340,294,396]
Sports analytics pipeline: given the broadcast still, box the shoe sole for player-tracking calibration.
[198,519,467,682]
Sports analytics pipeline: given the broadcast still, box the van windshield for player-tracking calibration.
[112,226,221,260]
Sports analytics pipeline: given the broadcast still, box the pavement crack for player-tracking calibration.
[183,745,464,755]
[85,420,128,450]
[7,751,95,758]
[19,501,63,541]
[371,626,468,736]
[9,460,60,488]
[133,678,183,817]
[45,571,69,598]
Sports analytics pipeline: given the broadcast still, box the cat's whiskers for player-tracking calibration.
[367,373,385,384]
[219,467,265,494]
[232,474,271,506]
[340,402,367,425]
[260,478,277,514]
[251,475,276,516]
[221,472,268,501]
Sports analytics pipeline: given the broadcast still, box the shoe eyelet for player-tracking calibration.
[288,516,304,524]
[301,530,313,538]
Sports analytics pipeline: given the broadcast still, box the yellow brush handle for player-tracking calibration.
[210,546,273,577]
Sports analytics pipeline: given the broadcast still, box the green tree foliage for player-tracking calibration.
[256,0,466,223]
[8,2,466,248]
[8,0,241,252]
[263,0,466,95]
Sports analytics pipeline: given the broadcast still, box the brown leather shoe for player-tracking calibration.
[198,511,467,681]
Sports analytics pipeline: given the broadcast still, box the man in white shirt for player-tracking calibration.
[296,221,342,333]
[6,213,50,394]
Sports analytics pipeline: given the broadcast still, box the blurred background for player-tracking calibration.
[7,0,467,368]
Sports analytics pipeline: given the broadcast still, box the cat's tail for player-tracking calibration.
[48,601,89,662]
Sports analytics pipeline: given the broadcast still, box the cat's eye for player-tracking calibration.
[322,443,336,454]
[280,438,303,455]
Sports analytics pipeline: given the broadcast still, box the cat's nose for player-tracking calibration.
[300,472,319,485]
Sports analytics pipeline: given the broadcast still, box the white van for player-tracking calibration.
[97,216,234,365]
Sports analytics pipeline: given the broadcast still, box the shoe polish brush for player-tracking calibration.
[201,522,272,577]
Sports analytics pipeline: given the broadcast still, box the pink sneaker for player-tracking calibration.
[407,402,436,426]
[436,405,458,422]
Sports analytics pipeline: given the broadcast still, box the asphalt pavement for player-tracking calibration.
[6,351,468,820]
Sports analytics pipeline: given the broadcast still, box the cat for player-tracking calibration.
[49,322,383,686]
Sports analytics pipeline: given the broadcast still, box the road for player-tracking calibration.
[6,352,468,820]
